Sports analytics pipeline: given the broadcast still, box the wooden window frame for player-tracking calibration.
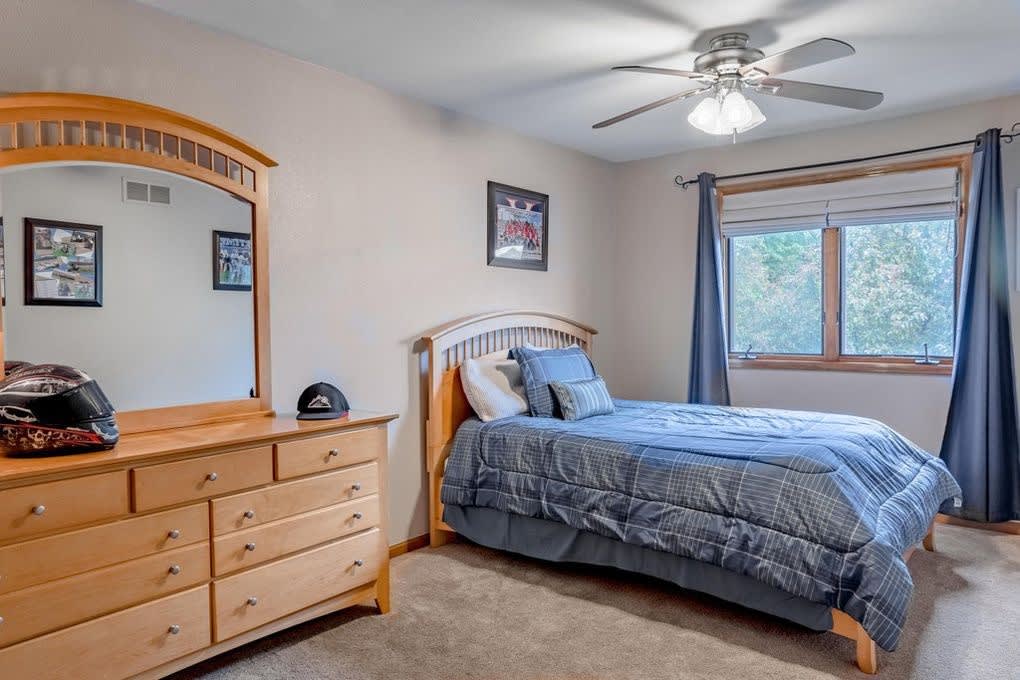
[721,154,970,376]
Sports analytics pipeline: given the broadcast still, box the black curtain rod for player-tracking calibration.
[674,122,1020,189]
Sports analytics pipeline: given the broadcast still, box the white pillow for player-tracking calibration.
[461,355,529,422]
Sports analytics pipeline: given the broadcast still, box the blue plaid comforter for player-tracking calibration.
[441,400,961,651]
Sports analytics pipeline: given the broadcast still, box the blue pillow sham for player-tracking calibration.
[549,376,614,421]
[512,345,596,417]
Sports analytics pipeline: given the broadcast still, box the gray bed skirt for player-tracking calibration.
[443,504,833,633]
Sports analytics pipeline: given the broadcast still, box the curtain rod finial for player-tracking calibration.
[1005,122,1020,143]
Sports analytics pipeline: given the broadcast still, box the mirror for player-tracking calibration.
[0,162,256,412]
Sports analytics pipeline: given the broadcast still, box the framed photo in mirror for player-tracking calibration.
[24,217,103,307]
[213,229,253,291]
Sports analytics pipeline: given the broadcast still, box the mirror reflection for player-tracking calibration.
[1,163,255,411]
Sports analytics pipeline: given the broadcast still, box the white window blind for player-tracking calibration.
[721,167,959,237]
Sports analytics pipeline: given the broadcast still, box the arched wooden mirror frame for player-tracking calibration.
[0,92,277,434]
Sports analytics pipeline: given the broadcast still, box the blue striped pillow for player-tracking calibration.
[549,376,614,421]
[513,346,596,417]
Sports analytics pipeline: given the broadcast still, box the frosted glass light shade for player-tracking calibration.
[720,90,753,127]
[687,97,722,134]
[736,100,766,132]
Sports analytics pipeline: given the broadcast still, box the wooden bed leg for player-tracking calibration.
[923,521,936,552]
[430,527,453,548]
[831,609,878,674]
[856,630,878,675]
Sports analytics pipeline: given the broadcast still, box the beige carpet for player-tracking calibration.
[170,524,1019,680]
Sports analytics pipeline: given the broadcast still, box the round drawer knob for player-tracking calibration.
[0,616,5,625]
[168,564,182,576]
[168,529,181,540]
[168,625,180,635]
[328,448,340,457]
[243,510,256,519]
[353,512,363,520]
[206,472,219,482]
[351,482,362,492]
[353,559,364,568]
[31,505,46,516]
[245,543,257,552]
[247,597,259,607]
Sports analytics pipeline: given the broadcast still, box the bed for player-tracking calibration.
[419,311,960,674]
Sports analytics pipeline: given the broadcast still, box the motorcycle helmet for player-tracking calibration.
[0,363,119,456]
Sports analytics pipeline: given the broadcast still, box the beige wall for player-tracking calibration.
[0,0,618,541]
[608,94,1020,453]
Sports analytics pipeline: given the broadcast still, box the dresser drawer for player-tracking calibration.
[211,462,379,535]
[0,471,129,544]
[213,495,380,575]
[132,446,274,512]
[274,426,384,480]
[0,503,207,596]
[213,528,382,641]
[0,585,210,680]
[0,541,209,647]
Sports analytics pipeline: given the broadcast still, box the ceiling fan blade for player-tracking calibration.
[592,86,711,129]
[612,66,716,82]
[755,78,883,110]
[739,38,855,78]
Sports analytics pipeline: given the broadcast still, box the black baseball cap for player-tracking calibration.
[296,382,350,420]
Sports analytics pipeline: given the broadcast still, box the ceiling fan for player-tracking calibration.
[593,33,883,138]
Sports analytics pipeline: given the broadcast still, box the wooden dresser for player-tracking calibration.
[0,410,397,680]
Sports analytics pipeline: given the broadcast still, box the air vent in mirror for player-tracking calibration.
[149,184,171,205]
[123,178,171,206]
[124,180,148,202]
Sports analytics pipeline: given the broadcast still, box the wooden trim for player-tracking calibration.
[0,93,276,167]
[729,356,952,375]
[0,92,276,433]
[936,513,1020,535]
[722,153,969,375]
[716,154,970,196]
[822,228,840,361]
[389,533,430,558]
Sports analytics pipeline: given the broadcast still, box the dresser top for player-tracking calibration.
[0,410,398,486]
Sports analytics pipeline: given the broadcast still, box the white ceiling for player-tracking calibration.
[136,0,1020,162]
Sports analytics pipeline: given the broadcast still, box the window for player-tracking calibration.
[721,158,967,373]
[841,220,956,357]
[729,229,823,355]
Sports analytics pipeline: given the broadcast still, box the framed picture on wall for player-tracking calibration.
[24,217,103,307]
[487,181,549,271]
[213,230,253,291]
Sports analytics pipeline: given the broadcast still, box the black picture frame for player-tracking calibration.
[487,181,549,271]
[24,217,103,307]
[212,230,253,291]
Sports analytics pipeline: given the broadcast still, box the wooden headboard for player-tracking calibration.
[419,311,597,545]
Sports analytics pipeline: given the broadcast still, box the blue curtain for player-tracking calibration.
[688,172,731,405]
[940,128,1020,522]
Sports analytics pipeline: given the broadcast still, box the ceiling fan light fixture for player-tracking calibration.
[720,90,753,127]
[596,34,883,135]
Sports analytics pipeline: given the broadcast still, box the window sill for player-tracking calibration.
[728,357,952,376]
